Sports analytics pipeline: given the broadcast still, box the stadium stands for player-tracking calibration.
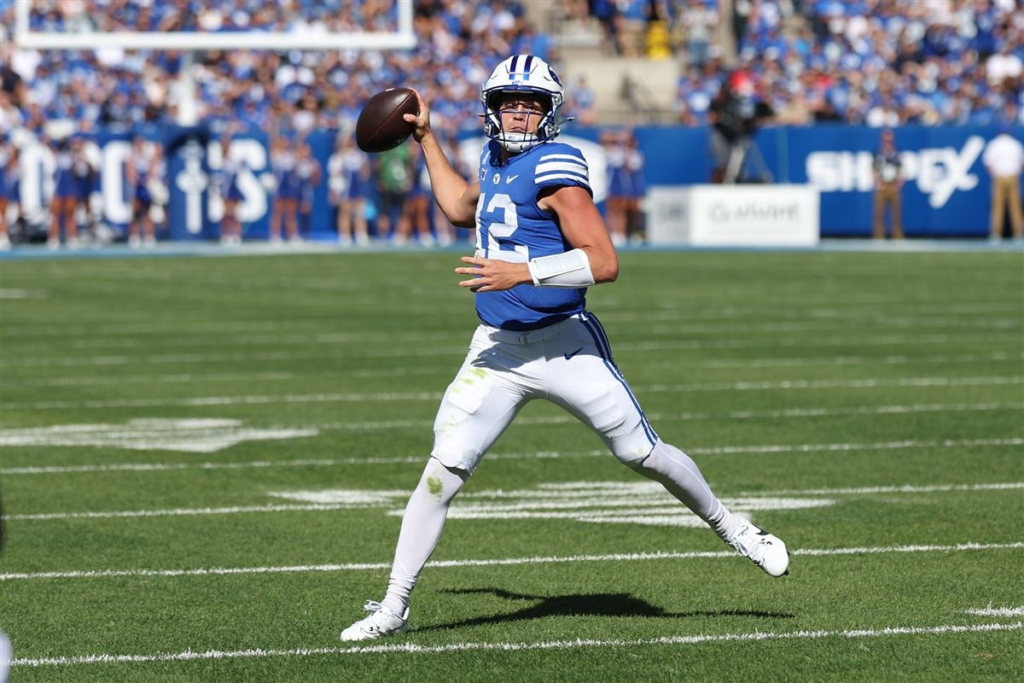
[0,0,549,137]
[0,1,1020,247]
[675,0,1023,127]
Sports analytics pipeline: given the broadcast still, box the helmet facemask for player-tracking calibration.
[480,55,566,154]
[482,91,560,153]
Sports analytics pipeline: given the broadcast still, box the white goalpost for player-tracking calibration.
[14,0,417,125]
[14,0,416,50]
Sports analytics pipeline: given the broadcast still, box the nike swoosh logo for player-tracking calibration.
[506,175,519,184]
[564,347,583,360]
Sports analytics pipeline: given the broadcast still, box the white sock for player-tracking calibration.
[632,440,741,540]
[380,458,468,616]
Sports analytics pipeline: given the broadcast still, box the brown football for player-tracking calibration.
[355,88,418,153]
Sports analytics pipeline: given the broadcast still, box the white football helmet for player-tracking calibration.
[481,55,566,153]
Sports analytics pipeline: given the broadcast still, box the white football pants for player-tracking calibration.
[431,311,659,472]
[381,311,737,615]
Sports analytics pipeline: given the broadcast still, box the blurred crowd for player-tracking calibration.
[557,0,1023,127]
[706,0,1019,127]
[0,0,548,248]
[7,1,1020,140]
[0,0,551,139]
[0,0,1022,249]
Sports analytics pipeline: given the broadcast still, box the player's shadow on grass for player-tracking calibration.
[417,588,793,632]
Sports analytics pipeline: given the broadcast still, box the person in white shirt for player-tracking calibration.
[982,126,1024,241]
[985,45,1023,87]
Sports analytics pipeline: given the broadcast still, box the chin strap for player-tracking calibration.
[527,248,595,288]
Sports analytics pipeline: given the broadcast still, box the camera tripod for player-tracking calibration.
[724,134,774,184]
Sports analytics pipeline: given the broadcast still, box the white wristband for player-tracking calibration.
[527,248,595,288]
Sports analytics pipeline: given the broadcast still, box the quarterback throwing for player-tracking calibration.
[341,55,790,642]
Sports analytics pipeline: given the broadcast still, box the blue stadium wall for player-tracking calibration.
[14,125,1023,240]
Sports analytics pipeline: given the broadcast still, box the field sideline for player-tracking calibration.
[1,248,1022,682]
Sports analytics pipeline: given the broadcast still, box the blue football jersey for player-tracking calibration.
[473,140,593,330]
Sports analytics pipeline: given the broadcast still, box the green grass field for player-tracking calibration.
[1,249,1022,682]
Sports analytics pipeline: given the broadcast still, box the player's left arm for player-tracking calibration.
[537,184,618,284]
[455,185,618,292]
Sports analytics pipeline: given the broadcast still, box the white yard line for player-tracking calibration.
[964,607,1024,617]
[0,391,444,411]
[642,376,1024,393]
[309,402,1024,432]
[10,621,1024,668]
[5,450,1023,519]
[3,438,1021,477]
[2,334,1020,368]
[9,318,1018,352]
[1,402,1018,447]
[735,482,1024,496]
[4,503,362,521]
[283,401,1024,431]
[3,301,1018,339]
[63,330,462,350]
[5,372,296,387]
[5,351,1020,386]
[642,319,1021,335]
[688,437,1023,456]
[3,377,1021,411]
[599,301,1024,323]
[0,289,47,299]
[1,542,1021,582]
[646,351,1024,372]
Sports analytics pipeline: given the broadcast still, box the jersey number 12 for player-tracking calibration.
[477,192,529,262]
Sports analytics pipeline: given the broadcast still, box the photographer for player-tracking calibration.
[708,69,774,184]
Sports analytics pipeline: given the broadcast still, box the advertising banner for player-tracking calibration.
[647,185,819,246]
[8,124,1020,241]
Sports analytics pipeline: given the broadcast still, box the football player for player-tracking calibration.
[341,55,790,642]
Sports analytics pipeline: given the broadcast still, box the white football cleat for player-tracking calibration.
[340,601,409,642]
[724,519,790,577]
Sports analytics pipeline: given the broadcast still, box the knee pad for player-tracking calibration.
[605,412,658,467]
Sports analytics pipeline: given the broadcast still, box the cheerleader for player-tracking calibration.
[218,133,244,246]
[624,133,646,244]
[269,135,300,244]
[126,136,156,248]
[602,129,629,247]
[401,143,435,247]
[147,142,168,239]
[49,137,87,249]
[328,135,371,246]
[0,139,19,251]
[295,141,322,243]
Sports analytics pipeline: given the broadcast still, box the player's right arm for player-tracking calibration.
[404,89,479,228]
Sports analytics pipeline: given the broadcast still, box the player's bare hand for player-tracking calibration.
[403,89,431,143]
[455,256,531,293]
